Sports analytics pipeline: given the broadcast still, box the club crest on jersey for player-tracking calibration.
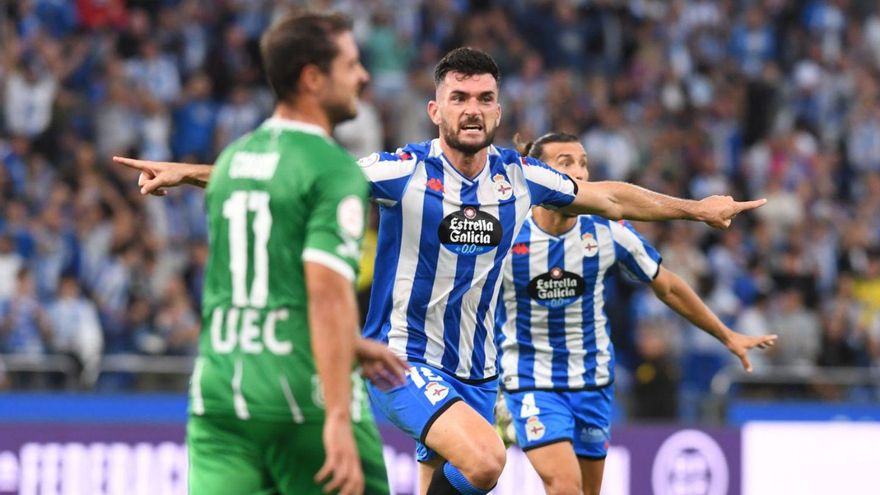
[582,233,599,257]
[438,206,503,256]
[492,174,513,200]
[528,267,585,308]
[525,416,546,441]
[424,382,449,405]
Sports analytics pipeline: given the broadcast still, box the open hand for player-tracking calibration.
[725,332,778,372]
[355,338,408,390]
[315,413,364,495]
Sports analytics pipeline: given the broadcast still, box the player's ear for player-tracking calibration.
[427,100,442,125]
[300,64,325,94]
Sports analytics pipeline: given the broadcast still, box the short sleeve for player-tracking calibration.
[303,160,370,282]
[357,151,418,205]
[521,156,578,209]
[609,220,662,283]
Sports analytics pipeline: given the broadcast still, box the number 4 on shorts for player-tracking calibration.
[520,392,541,418]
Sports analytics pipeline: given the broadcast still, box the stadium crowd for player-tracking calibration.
[1,0,879,416]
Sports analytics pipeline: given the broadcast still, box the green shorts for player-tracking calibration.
[187,415,389,495]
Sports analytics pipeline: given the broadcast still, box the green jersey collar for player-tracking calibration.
[262,117,329,138]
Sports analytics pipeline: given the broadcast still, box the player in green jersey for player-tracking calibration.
[119,12,406,495]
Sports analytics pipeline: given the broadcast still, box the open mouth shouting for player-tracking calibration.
[460,120,485,136]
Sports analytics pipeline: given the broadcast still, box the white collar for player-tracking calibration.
[262,117,329,138]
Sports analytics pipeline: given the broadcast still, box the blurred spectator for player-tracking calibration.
[363,9,415,101]
[3,57,57,138]
[766,288,821,368]
[215,84,264,152]
[124,39,181,105]
[171,73,218,163]
[581,107,638,181]
[728,6,776,77]
[154,276,199,356]
[47,275,103,385]
[632,320,679,420]
[0,236,23,302]
[0,268,51,355]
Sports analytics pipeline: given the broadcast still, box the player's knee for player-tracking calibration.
[465,440,506,488]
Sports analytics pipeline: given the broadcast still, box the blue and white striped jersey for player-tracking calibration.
[359,139,578,380]
[496,215,662,391]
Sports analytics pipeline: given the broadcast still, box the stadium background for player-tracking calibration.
[1,0,879,494]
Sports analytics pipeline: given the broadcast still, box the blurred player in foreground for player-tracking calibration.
[115,46,766,495]
[494,133,778,495]
[138,12,405,495]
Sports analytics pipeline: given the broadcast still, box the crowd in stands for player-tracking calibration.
[2,0,880,416]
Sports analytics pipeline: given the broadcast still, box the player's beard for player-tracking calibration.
[441,119,497,155]
[325,98,358,126]
[322,82,362,126]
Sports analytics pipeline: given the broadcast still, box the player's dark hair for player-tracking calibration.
[433,47,501,87]
[513,132,579,160]
[260,11,352,103]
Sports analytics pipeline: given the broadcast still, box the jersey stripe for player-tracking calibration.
[527,232,553,389]
[547,237,570,387]
[509,221,534,389]
[610,221,661,280]
[190,357,205,415]
[592,222,615,385]
[423,166,459,367]
[232,358,250,419]
[279,375,305,424]
[302,248,355,281]
[563,227,586,389]
[364,204,402,344]
[470,161,519,378]
[408,163,443,362]
[445,177,479,374]
[579,220,600,387]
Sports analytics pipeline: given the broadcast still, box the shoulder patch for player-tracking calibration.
[337,195,365,238]
[357,153,380,168]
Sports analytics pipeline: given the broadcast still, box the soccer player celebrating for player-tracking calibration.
[495,133,777,495]
[115,47,765,495]
[132,12,405,495]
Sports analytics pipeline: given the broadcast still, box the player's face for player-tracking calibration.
[320,32,369,125]
[429,72,501,154]
[540,142,588,182]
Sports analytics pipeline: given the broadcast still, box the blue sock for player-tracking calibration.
[442,462,491,495]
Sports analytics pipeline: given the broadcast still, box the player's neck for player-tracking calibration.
[532,206,577,236]
[439,139,488,180]
[272,101,332,135]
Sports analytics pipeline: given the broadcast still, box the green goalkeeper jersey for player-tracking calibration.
[191,118,369,423]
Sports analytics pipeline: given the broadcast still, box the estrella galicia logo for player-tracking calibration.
[438,206,502,256]
[527,266,585,308]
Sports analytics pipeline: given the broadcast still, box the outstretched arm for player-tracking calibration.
[113,156,214,195]
[561,179,766,229]
[650,266,777,371]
